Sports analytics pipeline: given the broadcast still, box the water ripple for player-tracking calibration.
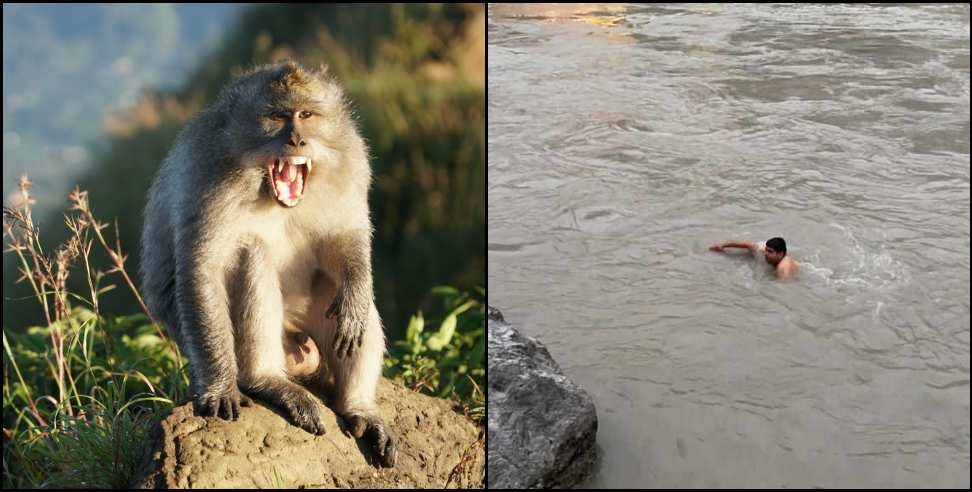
[490,3,970,488]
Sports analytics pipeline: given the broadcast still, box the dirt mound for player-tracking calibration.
[133,379,483,488]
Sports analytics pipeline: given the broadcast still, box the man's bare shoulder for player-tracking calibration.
[776,257,798,280]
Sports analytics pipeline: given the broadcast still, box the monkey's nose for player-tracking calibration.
[288,132,306,147]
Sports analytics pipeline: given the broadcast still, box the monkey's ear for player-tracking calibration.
[316,63,330,77]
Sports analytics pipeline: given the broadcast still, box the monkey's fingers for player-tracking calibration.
[348,333,363,358]
[362,418,396,468]
[230,397,241,420]
[379,434,397,468]
[348,415,368,438]
[333,332,347,358]
[340,333,362,359]
[217,393,244,420]
[334,330,356,359]
[325,297,343,319]
[240,394,253,407]
[217,397,233,420]
[196,394,217,417]
[196,390,244,420]
[283,392,326,435]
[343,335,357,359]
[193,395,215,417]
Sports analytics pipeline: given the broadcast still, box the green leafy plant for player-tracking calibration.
[383,285,485,423]
[3,178,185,488]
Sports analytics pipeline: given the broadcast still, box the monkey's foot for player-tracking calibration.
[280,391,327,435]
[194,384,251,421]
[348,414,397,468]
[240,378,328,435]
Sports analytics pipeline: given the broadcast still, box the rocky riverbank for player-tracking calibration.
[487,306,598,488]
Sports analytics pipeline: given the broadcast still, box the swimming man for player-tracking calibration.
[709,236,798,280]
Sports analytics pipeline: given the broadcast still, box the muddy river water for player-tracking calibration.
[488,3,969,488]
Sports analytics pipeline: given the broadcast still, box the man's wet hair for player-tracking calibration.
[766,237,786,255]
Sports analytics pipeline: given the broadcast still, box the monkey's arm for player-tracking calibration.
[324,230,375,358]
[174,223,247,420]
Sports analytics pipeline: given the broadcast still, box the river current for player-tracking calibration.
[488,3,970,488]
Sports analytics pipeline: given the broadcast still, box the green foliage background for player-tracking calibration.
[3,3,485,340]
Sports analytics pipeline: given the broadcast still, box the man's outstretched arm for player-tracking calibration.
[709,240,757,253]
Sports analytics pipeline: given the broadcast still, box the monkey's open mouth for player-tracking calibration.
[267,156,312,207]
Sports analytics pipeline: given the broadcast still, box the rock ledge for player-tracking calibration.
[487,305,597,488]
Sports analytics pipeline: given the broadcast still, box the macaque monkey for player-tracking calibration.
[140,61,395,467]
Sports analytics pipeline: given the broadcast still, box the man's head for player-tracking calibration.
[764,237,786,266]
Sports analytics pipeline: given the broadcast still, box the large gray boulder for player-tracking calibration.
[487,306,598,489]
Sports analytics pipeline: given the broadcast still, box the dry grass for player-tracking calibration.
[3,176,185,488]
[444,428,486,488]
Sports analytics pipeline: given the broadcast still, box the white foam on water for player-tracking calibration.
[799,223,909,293]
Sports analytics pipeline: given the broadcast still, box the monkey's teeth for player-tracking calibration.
[290,156,307,165]
[276,160,283,172]
[306,160,313,172]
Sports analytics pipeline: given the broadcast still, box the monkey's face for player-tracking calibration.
[223,62,356,208]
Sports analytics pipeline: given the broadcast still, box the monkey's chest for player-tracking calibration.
[239,214,335,327]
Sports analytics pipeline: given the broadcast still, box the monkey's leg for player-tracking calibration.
[326,303,396,467]
[233,241,327,435]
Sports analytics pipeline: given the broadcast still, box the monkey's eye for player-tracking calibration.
[298,111,313,119]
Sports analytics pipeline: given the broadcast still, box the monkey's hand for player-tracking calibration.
[326,289,366,359]
[193,381,252,421]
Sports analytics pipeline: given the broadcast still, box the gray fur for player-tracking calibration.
[140,61,395,467]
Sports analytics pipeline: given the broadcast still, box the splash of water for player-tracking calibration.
[800,223,908,291]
